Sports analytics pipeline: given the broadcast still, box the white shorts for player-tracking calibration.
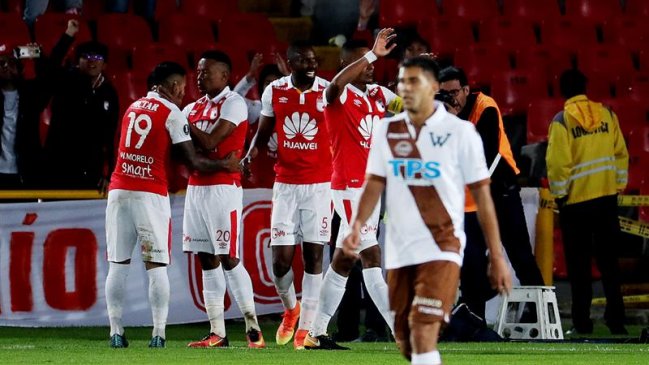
[182,184,242,257]
[332,188,381,253]
[271,182,332,245]
[106,189,171,264]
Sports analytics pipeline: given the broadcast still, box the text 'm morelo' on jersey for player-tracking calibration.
[110,91,192,196]
[261,75,332,184]
[367,104,490,269]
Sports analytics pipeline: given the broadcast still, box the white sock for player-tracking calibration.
[412,350,441,365]
[273,269,297,310]
[310,267,347,336]
[363,267,395,335]
[147,266,169,339]
[202,267,226,337]
[224,263,260,331]
[298,272,322,331]
[105,262,129,336]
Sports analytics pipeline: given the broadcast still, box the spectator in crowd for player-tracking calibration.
[105,61,242,349]
[401,35,430,62]
[0,42,51,189]
[312,0,360,44]
[235,53,288,188]
[438,66,544,321]
[344,56,511,365]
[108,0,156,20]
[546,69,628,335]
[42,20,119,190]
[357,0,378,31]
[24,0,82,26]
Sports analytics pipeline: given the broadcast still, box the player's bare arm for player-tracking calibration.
[176,140,241,173]
[325,28,397,104]
[244,115,275,162]
[342,175,386,256]
[189,119,236,151]
[470,180,513,295]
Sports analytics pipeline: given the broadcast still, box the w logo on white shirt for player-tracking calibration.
[283,112,318,140]
[358,115,379,140]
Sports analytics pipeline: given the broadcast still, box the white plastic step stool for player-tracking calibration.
[495,286,563,340]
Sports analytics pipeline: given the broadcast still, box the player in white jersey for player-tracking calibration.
[305,29,399,350]
[105,62,241,349]
[181,51,265,349]
[343,57,512,365]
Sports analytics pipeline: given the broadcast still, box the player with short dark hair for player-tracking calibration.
[344,56,511,364]
[105,61,241,349]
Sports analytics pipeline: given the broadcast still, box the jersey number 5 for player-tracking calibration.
[125,112,152,149]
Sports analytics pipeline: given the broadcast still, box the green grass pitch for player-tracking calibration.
[1,320,648,364]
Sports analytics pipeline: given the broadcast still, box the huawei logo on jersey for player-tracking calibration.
[283,112,318,140]
[282,112,319,150]
[358,115,379,149]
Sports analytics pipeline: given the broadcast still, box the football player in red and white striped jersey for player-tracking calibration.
[105,62,241,349]
[181,51,265,349]
[304,29,400,350]
[244,41,331,349]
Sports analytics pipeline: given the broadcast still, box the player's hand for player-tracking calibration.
[372,28,397,58]
[223,151,243,173]
[97,176,109,197]
[341,222,361,259]
[241,147,257,177]
[246,53,264,79]
[274,53,290,76]
[66,19,80,37]
[488,254,512,296]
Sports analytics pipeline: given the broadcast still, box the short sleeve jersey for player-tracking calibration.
[324,84,397,189]
[366,104,490,269]
[109,92,191,196]
[183,87,248,186]
[260,75,332,184]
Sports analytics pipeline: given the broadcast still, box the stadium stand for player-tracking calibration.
[441,0,500,21]
[491,69,548,116]
[34,13,92,52]
[526,98,564,143]
[379,0,439,27]
[501,0,562,21]
[564,0,623,22]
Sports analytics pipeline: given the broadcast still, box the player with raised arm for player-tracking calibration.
[304,29,400,350]
[105,62,241,349]
[244,41,331,349]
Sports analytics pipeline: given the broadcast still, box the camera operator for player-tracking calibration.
[437,67,544,321]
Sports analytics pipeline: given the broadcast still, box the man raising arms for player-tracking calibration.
[245,41,331,349]
[344,56,511,365]
[105,62,241,348]
[304,29,399,350]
